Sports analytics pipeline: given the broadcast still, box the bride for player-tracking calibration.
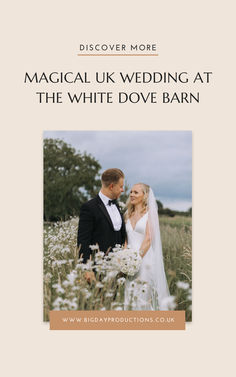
[124,183,170,310]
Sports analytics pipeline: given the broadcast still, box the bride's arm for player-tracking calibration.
[139,221,151,258]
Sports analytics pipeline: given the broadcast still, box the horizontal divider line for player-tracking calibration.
[77,53,159,56]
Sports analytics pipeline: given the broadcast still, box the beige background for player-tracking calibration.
[1,1,235,376]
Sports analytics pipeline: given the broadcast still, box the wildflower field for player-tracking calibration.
[43,216,192,321]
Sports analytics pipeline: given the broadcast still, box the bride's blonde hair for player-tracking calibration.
[125,183,150,220]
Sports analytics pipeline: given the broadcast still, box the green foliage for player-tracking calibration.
[44,138,101,221]
[158,204,192,218]
[119,182,130,204]
[156,200,163,210]
[159,207,175,217]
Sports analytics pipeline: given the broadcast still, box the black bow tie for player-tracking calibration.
[108,199,117,206]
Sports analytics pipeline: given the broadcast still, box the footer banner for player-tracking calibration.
[49,310,185,330]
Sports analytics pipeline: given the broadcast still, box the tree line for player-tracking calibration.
[44,138,191,221]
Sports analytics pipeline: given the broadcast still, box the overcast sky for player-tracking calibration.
[44,131,192,211]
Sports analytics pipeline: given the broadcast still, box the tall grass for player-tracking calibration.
[160,216,192,321]
[44,216,192,321]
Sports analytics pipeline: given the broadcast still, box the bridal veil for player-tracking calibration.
[148,188,170,309]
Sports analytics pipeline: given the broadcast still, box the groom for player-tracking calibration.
[77,168,126,265]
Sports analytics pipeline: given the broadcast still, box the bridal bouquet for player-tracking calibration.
[108,245,142,277]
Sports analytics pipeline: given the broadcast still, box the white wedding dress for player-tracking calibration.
[124,212,155,310]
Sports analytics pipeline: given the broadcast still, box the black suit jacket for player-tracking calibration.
[77,195,126,262]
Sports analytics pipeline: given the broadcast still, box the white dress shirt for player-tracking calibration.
[99,191,122,231]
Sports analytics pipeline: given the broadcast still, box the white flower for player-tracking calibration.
[112,245,122,252]
[107,271,119,279]
[52,283,60,289]
[83,260,94,270]
[75,262,86,270]
[52,297,63,309]
[89,244,99,251]
[57,260,67,266]
[69,217,79,226]
[109,246,142,276]
[159,296,176,310]
[95,282,104,288]
[187,293,192,300]
[187,287,192,301]
[102,276,109,283]
[69,302,77,310]
[72,286,79,292]
[102,271,119,282]
[66,271,77,285]
[117,277,126,285]
[68,298,78,310]
[117,201,126,209]
[95,251,105,258]
[105,292,114,298]
[176,281,190,290]
[141,285,147,293]
[80,288,92,299]
[52,283,65,294]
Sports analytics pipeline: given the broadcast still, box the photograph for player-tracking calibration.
[43,131,192,321]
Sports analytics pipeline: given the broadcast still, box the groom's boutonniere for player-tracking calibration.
[117,201,126,215]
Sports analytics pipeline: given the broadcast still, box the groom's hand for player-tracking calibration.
[84,271,96,283]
